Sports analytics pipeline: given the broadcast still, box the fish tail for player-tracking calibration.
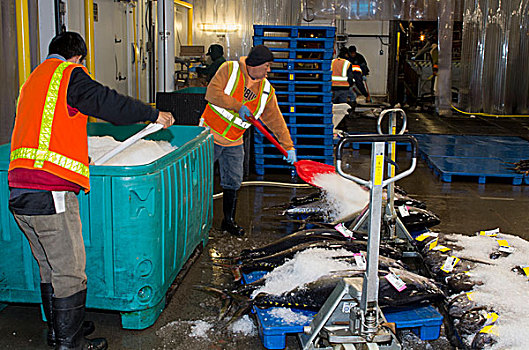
[224,292,253,325]
[210,256,237,263]
[193,285,254,322]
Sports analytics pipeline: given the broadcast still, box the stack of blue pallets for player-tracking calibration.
[253,25,335,175]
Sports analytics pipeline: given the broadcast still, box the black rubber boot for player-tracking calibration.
[42,284,96,347]
[221,189,245,236]
[52,289,107,350]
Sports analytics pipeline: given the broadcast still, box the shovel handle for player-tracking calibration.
[247,116,288,158]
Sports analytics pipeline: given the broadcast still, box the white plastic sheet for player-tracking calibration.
[459,0,529,114]
[193,0,300,59]
[302,0,464,21]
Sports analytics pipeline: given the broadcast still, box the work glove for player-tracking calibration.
[238,105,252,122]
[284,149,297,165]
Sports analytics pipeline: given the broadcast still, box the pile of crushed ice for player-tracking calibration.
[311,172,370,222]
[156,315,256,341]
[447,230,529,349]
[88,136,176,166]
[252,247,356,297]
[268,307,313,325]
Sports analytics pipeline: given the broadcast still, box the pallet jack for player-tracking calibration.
[298,130,419,350]
[351,109,416,247]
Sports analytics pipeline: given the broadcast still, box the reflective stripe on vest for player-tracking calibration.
[352,65,363,73]
[209,62,271,133]
[332,59,350,82]
[10,62,90,179]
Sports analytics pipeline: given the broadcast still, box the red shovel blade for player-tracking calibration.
[295,160,336,187]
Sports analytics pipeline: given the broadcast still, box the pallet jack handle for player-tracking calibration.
[335,134,418,188]
[376,108,407,136]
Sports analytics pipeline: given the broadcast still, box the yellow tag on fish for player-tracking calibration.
[485,312,499,325]
[415,232,438,242]
[432,245,451,253]
[478,228,499,237]
[440,256,460,273]
[496,239,515,253]
[466,292,473,301]
[522,265,529,277]
[497,239,509,247]
[480,324,499,336]
[428,238,438,250]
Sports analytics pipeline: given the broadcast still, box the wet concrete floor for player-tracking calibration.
[1,111,529,349]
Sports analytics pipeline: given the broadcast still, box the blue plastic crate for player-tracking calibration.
[0,124,214,329]
[383,305,443,340]
[254,25,336,38]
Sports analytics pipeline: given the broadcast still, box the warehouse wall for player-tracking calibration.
[345,20,388,96]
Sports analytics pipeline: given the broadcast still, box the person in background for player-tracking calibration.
[348,45,371,103]
[413,34,438,96]
[8,31,174,350]
[331,47,355,107]
[197,44,226,84]
[200,45,296,237]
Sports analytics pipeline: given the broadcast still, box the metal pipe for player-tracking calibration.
[16,0,31,87]
[133,5,139,99]
[174,1,193,45]
[84,0,95,78]
[157,0,175,92]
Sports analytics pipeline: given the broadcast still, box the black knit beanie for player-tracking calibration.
[246,45,274,67]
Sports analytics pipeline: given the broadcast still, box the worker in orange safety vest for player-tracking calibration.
[200,45,296,237]
[8,32,174,350]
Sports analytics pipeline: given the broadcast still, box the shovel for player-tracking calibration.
[93,123,164,165]
[247,116,335,187]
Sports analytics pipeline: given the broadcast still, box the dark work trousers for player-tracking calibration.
[14,191,87,298]
[214,143,244,191]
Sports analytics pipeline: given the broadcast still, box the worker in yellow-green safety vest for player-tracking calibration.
[200,45,296,237]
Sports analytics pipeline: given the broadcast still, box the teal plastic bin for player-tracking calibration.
[0,123,213,329]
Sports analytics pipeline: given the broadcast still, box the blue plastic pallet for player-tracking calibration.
[383,306,443,341]
[243,271,442,348]
[266,48,334,60]
[271,58,332,71]
[279,102,333,114]
[254,25,336,38]
[270,80,332,93]
[269,70,332,83]
[276,92,333,104]
[289,124,334,134]
[426,155,523,185]
[253,36,334,50]
[412,134,529,185]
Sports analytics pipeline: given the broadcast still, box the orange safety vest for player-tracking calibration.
[202,61,271,142]
[331,58,351,87]
[9,58,91,192]
[351,64,363,74]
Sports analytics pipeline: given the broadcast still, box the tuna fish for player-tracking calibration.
[197,268,445,320]
[232,228,365,261]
